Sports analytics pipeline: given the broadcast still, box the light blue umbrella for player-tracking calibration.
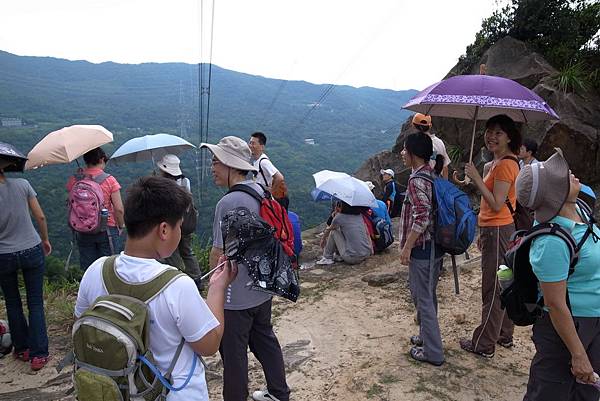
[109,133,196,164]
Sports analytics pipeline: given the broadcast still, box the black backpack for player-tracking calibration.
[220,206,300,302]
[500,199,596,326]
[501,156,534,230]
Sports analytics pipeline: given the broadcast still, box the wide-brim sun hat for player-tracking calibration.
[516,148,570,223]
[156,154,182,176]
[200,136,257,172]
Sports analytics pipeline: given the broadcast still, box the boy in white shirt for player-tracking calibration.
[74,176,237,400]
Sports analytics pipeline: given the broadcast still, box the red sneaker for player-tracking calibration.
[31,356,49,371]
[13,349,30,362]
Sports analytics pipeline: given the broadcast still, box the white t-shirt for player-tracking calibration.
[253,154,279,187]
[74,253,219,401]
[427,132,451,169]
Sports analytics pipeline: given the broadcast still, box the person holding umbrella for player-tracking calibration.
[155,154,203,289]
[458,114,521,358]
[66,147,125,270]
[0,143,51,371]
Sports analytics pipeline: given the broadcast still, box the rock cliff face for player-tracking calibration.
[356,36,600,187]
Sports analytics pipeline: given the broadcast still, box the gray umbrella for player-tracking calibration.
[0,142,28,172]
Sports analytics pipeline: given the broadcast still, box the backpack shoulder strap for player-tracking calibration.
[410,171,434,183]
[92,172,110,184]
[102,256,186,303]
[227,183,264,204]
[500,156,519,213]
[501,155,520,167]
[524,223,579,276]
[256,157,268,185]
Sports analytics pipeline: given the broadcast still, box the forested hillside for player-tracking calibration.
[0,50,416,259]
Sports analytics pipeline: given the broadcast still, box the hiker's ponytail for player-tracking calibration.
[433,154,444,176]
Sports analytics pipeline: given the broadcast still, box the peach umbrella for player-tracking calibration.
[25,125,113,170]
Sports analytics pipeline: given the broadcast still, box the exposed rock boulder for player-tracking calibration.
[353,150,410,196]
[357,36,600,185]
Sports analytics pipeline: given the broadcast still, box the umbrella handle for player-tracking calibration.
[453,106,478,186]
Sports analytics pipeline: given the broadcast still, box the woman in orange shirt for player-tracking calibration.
[456,114,522,358]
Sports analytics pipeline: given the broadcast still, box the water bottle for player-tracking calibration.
[100,208,109,232]
[497,264,514,290]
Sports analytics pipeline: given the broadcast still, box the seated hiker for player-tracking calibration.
[516,149,600,400]
[399,132,445,367]
[155,154,203,290]
[287,210,303,259]
[366,181,392,224]
[316,200,373,265]
[380,168,405,218]
[74,176,237,400]
[66,147,125,270]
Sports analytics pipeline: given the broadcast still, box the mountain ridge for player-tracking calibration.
[0,49,416,258]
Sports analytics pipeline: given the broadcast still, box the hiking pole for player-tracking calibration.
[200,260,228,281]
[451,255,460,295]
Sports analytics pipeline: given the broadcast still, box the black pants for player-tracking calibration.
[219,299,290,401]
[524,314,600,401]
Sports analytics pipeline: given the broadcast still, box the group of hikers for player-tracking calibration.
[0,111,599,400]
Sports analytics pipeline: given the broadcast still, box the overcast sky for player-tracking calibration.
[0,0,500,91]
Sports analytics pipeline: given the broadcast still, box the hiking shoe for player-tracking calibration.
[459,338,494,358]
[31,356,49,371]
[410,335,423,347]
[13,349,30,362]
[316,257,334,265]
[409,346,444,367]
[332,253,344,262]
[497,338,514,349]
[252,390,281,401]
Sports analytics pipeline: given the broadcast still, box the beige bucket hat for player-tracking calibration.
[156,154,182,176]
[516,148,570,223]
[200,136,257,172]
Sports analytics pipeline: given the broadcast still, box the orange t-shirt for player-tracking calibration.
[66,168,122,227]
[478,158,519,227]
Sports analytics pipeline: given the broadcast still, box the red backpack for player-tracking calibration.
[228,184,295,259]
[361,210,376,253]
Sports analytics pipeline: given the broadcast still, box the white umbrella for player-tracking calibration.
[109,133,195,164]
[312,170,351,187]
[316,176,376,207]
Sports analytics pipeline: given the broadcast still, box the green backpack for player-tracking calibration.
[72,256,191,401]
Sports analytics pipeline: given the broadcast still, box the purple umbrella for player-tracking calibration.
[403,74,559,164]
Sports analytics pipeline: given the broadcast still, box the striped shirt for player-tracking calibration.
[398,164,434,250]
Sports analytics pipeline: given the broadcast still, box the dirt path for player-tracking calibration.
[1,227,535,400]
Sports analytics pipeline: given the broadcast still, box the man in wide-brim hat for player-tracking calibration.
[517,148,600,400]
[200,136,290,401]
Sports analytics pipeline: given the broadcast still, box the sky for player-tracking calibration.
[0,0,501,91]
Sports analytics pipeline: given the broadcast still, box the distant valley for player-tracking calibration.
[0,50,416,258]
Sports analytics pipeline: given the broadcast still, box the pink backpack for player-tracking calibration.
[68,172,110,234]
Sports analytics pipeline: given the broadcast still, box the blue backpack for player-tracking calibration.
[409,172,477,255]
[371,215,395,252]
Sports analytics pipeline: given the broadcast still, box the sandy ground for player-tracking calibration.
[0,225,536,400]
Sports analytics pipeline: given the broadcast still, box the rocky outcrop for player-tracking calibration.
[357,36,600,185]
